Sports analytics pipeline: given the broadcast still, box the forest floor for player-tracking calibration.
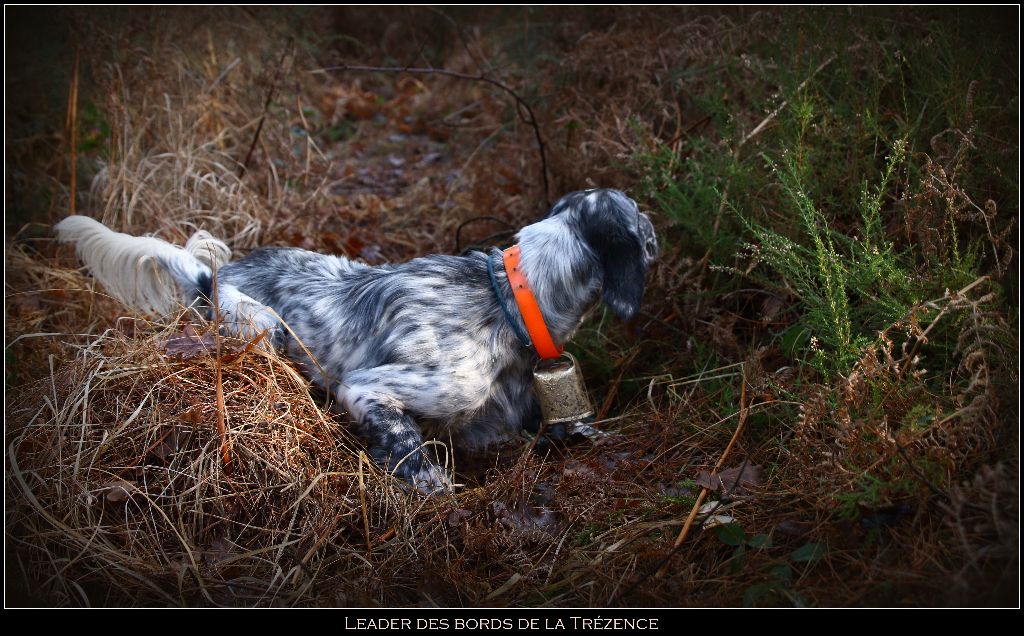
[5,7,1018,607]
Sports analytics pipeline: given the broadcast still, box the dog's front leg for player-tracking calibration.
[337,381,451,494]
[215,283,281,345]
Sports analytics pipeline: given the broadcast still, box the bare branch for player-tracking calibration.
[240,38,294,179]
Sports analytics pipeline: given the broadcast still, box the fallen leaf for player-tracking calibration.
[703,514,737,529]
[102,480,136,503]
[698,500,724,515]
[163,325,218,359]
[153,426,183,462]
[695,463,763,495]
[492,500,560,536]
[182,406,204,426]
[448,508,472,526]
[163,326,248,360]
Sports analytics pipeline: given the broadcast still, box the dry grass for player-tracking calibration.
[5,315,738,606]
[8,325,370,606]
[545,9,782,189]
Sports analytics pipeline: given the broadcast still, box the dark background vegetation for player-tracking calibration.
[5,6,1019,607]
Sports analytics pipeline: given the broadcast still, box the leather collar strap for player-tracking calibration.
[502,245,563,359]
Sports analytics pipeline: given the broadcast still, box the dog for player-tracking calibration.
[55,189,658,492]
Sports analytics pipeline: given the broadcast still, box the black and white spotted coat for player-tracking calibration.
[59,189,658,492]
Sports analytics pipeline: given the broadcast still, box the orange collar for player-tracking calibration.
[503,245,564,359]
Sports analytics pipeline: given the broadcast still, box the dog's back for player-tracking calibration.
[217,247,517,395]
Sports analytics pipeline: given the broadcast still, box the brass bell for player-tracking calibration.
[532,352,595,429]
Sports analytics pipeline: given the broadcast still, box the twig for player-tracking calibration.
[312,62,551,206]
[66,49,80,217]
[239,37,293,178]
[455,215,517,253]
[596,349,641,422]
[894,441,949,501]
[610,380,757,602]
[358,451,372,557]
[211,263,230,470]
[656,367,750,578]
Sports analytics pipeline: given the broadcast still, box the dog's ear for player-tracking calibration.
[580,207,646,321]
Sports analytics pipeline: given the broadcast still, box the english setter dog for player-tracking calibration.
[56,189,658,492]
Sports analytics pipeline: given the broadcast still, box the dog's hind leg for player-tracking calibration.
[336,375,453,494]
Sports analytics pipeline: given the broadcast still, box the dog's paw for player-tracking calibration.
[409,462,454,495]
[390,455,454,495]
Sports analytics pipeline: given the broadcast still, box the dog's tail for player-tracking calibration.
[54,215,231,316]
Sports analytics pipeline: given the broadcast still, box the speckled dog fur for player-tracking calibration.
[57,189,658,492]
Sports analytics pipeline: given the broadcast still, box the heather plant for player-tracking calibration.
[741,140,911,376]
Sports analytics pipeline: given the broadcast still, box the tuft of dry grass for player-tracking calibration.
[8,325,376,605]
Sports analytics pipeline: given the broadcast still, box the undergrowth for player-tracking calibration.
[629,7,1018,605]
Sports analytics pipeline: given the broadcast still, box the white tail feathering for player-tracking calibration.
[185,230,232,270]
[54,215,230,316]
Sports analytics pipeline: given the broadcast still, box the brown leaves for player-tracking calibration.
[101,480,137,504]
[695,463,763,496]
[448,508,472,526]
[491,500,560,538]
[162,325,220,359]
[316,85,381,122]
[162,325,268,363]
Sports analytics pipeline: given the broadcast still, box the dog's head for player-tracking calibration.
[544,189,658,321]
